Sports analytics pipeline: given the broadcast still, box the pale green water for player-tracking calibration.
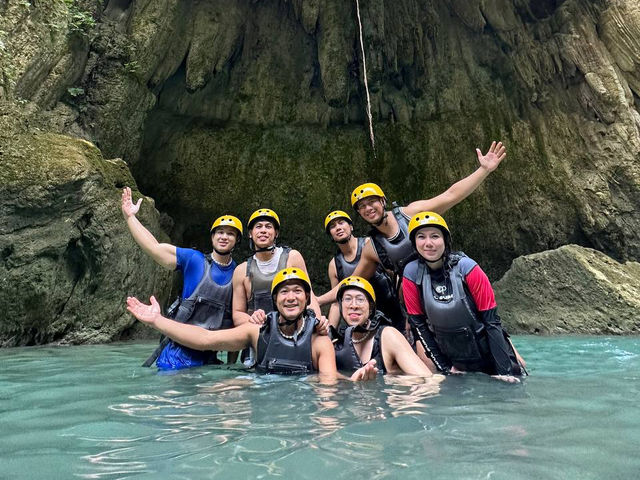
[1,336,638,479]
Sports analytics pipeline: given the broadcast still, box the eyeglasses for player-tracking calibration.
[341,295,368,306]
[356,198,380,212]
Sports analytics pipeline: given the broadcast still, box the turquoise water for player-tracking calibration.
[1,336,638,479]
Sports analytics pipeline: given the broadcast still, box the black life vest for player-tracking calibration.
[414,254,491,371]
[335,237,405,330]
[335,324,387,374]
[369,207,418,277]
[246,246,291,313]
[173,255,234,330]
[255,310,316,375]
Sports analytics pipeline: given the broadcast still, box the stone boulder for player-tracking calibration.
[495,245,640,335]
[0,122,172,346]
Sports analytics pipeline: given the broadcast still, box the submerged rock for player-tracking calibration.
[495,245,640,335]
[0,121,171,346]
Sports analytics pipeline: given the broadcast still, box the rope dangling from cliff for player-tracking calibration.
[355,0,377,160]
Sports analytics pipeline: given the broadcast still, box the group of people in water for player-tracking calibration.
[125,141,526,383]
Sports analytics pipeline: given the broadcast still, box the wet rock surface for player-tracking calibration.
[495,245,640,335]
[1,0,639,342]
[0,108,171,346]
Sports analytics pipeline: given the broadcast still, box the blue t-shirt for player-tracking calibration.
[156,248,236,370]
[176,248,235,298]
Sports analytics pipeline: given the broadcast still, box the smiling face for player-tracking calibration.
[327,218,353,243]
[275,280,309,322]
[340,287,372,327]
[211,225,239,253]
[250,220,278,249]
[355,196,385,225]
[414,226,446,263]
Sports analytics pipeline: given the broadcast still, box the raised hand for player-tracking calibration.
[476,141,506,173]
[127,296,162,325]
[350,359,378,382]
[121,187,143,219]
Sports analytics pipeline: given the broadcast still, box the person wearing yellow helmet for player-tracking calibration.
[126,268,377,381]
[231,208,328,365]
[232,208,324,326]
[333,276,438,377]
[323,210,404,332]
[317,141,508,310]
[121,186,242,369]
[402,212,525,383]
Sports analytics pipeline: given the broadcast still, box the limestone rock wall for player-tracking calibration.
[0,114,172,346]
[1,0,639,342]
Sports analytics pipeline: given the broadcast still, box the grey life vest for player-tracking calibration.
[369,207,418,276]
[335,324,387,374]
[335,237,405,330]
[173,256,234,330]
[415,254,490,371]
[255,310,316,374]
[246,247,291,314]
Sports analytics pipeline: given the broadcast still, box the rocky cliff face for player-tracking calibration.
[1,0,639,343]
[0,105,172,346]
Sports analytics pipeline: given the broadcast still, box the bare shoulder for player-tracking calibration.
[233,261,248,278]
[381,326,407,345]
[287,249,307,267]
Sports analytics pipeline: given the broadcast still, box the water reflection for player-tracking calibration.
[382,375,443,417]
[82,372,445,477]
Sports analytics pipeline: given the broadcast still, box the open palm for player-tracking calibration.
[121,187,143,218]
[127,296,161,325]
[476,141,506,172]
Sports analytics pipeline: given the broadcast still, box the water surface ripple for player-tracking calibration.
[1,337,638,479]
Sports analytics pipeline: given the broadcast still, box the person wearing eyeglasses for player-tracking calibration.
[127,268,377,382]
[317,142,507,306]
[333,276,438,377]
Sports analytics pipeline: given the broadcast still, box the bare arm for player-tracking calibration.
[382,327,434,376]
[403,141,507,217]
[121,187,177,270]
[327,260,341,328]
[232,263,253,326]
[287,250,322,316]
[127,296,257,351]
[318,241,380,306]
[312,335,377,382]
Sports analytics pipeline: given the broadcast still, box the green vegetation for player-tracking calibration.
[67,87,85,97]
[64,0,95,36]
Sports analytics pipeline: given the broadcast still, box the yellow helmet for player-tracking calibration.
[248,208,280,230]
[350,182,386,209]
[408,211,450,244]
[324,210,352,233]
[271,267,312,295]
[210,215,243,239]
[337,276,376,304]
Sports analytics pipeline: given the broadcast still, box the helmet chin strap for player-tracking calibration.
[341,302,377,332]
[278,313,303,326]
[335,234,352,245]
[373,211,388,227]
[254,245,276,253]
[213,247,233,256]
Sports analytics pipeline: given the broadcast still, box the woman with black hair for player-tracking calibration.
[402,212,525,382]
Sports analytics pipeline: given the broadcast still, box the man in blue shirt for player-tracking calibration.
[121,187,242,369]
